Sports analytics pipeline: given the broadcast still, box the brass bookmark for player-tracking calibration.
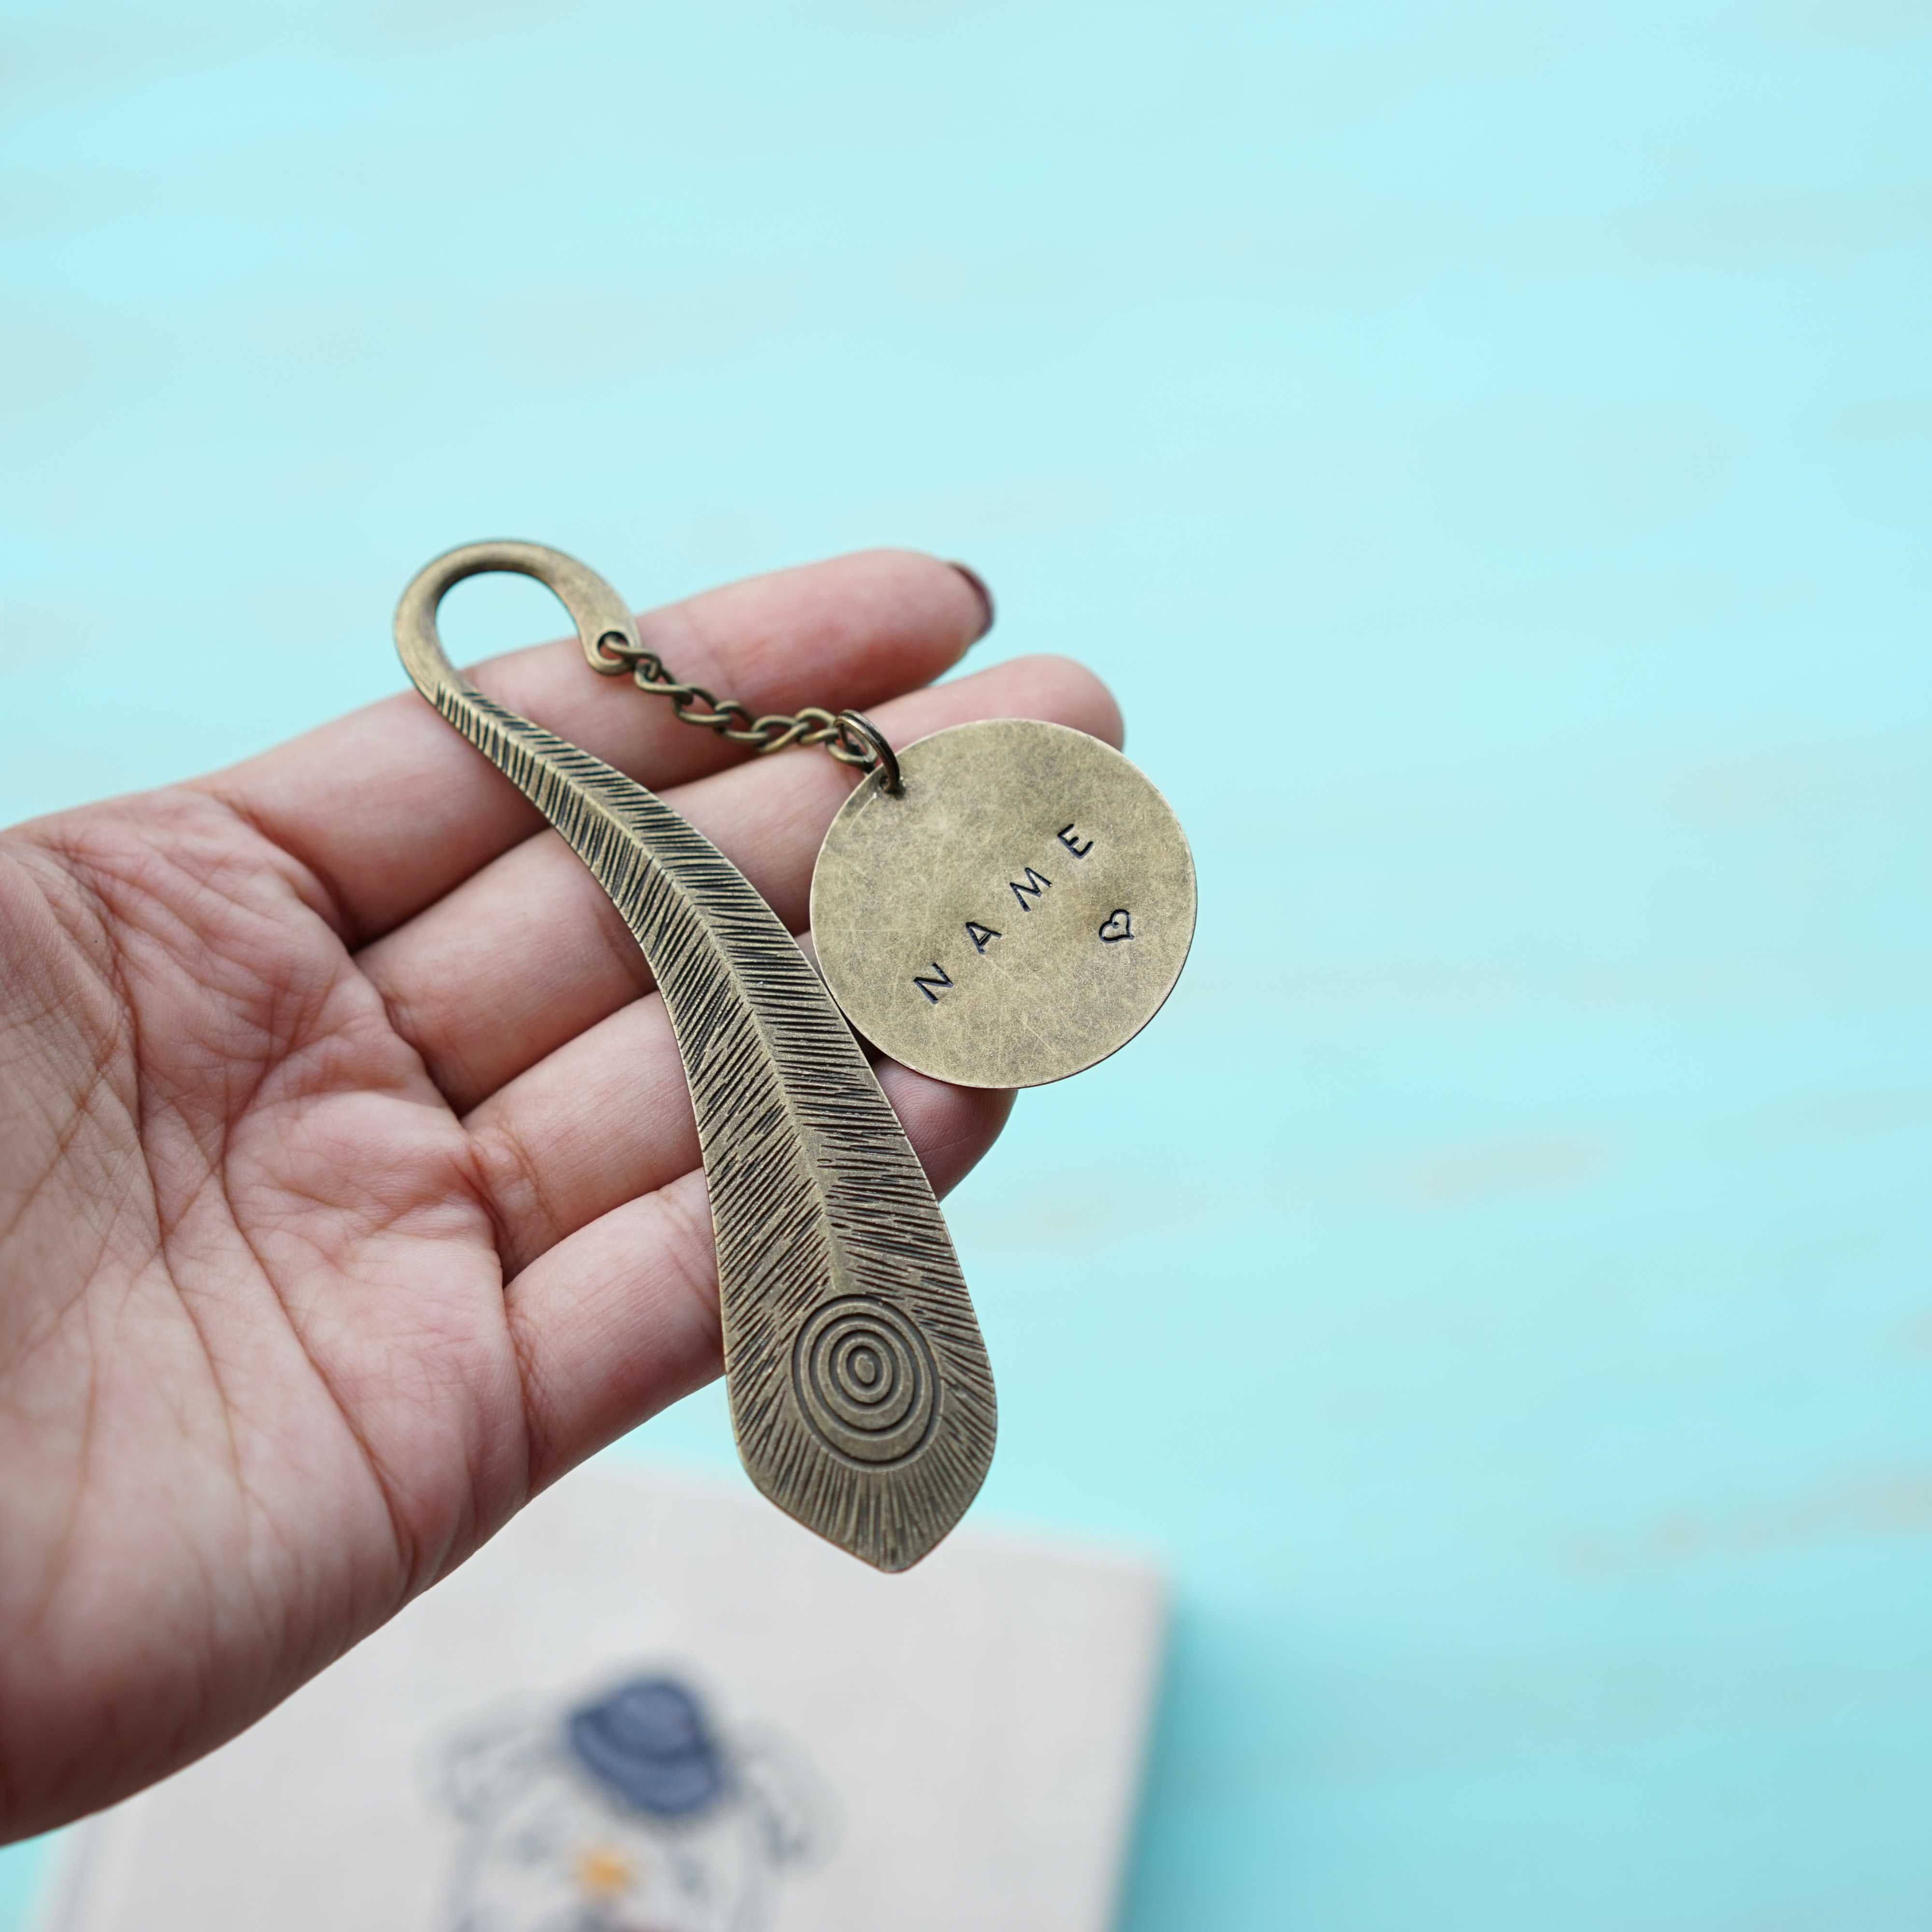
[395,541,994,1572]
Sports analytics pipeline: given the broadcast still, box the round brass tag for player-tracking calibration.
[809,718,1196,1088]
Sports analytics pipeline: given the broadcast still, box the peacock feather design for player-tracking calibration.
[395,542,994,1570]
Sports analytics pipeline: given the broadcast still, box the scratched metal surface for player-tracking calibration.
[3,2,1930,1927]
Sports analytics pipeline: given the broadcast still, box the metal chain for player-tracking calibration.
[594,630,893,782]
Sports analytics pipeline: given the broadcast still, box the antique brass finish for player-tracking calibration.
[809,718,1197,1089]
[395,541,995,1571]
[829,709,902,795]
[588,618,895,777]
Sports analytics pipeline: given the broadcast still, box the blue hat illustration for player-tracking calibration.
[565,1676,728,1819]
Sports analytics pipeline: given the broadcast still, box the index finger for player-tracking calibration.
[199,550,992,944]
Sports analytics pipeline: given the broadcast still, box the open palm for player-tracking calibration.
[0,551,1118,1842]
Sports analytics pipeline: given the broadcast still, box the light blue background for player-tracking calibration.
[4,1,1930,1925]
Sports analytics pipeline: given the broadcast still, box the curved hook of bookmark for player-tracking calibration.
[396,541,995,1570]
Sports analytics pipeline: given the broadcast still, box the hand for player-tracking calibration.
[0,552,1119,1841]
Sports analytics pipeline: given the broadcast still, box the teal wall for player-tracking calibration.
[4,2,1930,1925]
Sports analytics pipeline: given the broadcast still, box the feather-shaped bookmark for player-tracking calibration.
[395,541,994,1570]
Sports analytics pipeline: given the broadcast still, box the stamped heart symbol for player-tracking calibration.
[1098,908,1134,943]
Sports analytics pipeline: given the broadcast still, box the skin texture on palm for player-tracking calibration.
[0,550,1121,1844]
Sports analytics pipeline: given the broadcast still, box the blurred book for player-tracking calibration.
[43,1461,1165,1932]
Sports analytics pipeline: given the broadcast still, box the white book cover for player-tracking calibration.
[43,1461,1165,1932]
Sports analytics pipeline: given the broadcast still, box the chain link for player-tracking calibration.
[595,631,884,774]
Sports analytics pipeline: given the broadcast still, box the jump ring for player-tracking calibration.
[835,710,902,796]
[595,629,643,668]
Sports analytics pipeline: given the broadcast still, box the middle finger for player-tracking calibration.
[356,652,1121,1111]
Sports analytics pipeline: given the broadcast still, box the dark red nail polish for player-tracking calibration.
[947,562,995,643]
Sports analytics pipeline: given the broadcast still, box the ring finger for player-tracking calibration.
[357,652,1121,1113]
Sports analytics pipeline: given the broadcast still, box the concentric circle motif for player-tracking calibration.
[790,1297,940,1468]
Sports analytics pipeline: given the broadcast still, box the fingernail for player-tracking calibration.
[948,561,995,643]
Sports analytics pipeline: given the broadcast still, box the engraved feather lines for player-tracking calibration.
[412,665,994,1571]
